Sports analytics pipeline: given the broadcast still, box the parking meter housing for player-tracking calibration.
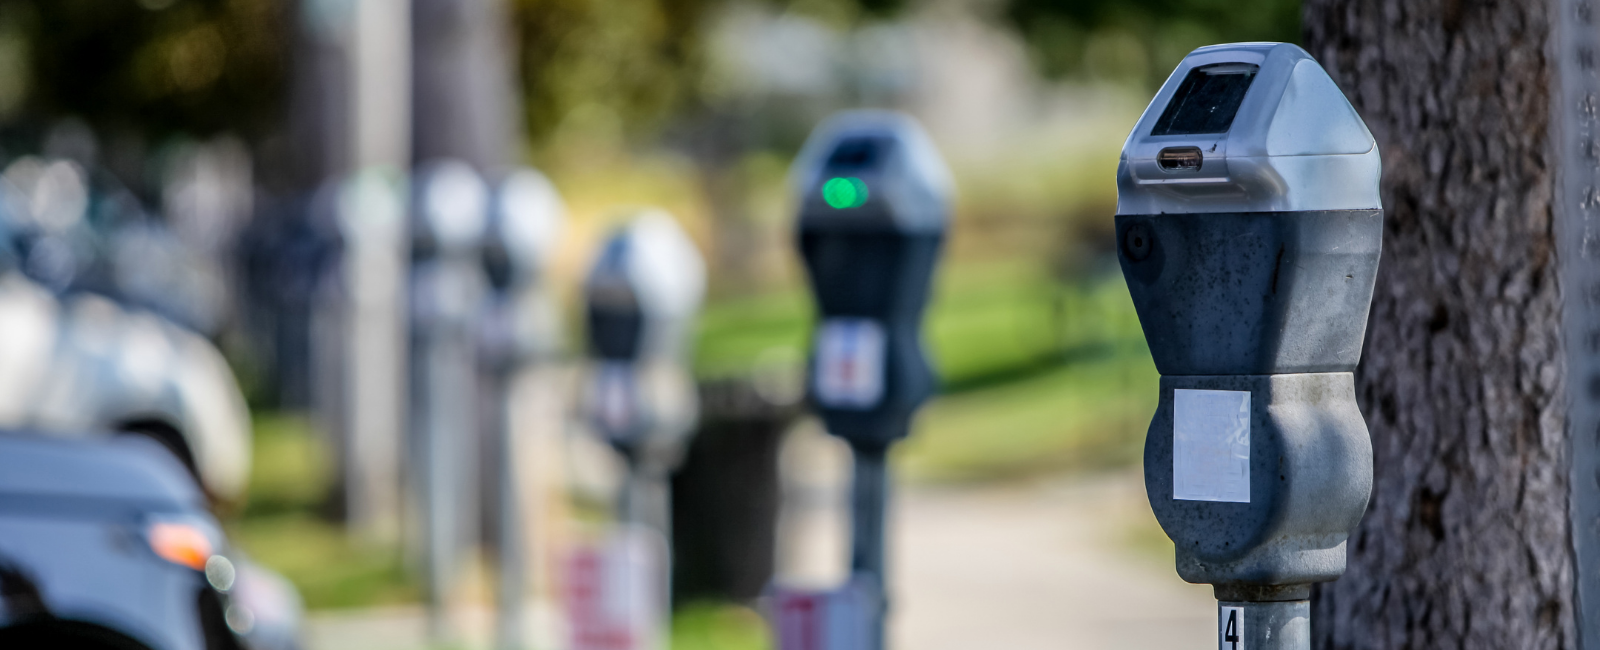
[583,211,705,468]
[793,111,951,448]
[1116,43,1381,601]
[484,169,564,293]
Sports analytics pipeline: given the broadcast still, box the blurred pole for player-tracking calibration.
[351,0,411,172]
[489,374,524,650]
[410,163,490,644]
[482,170,566,650]
[338,0,412,545]
[620,468,672,543]
[336,171,408,544]
[849,446,889,650]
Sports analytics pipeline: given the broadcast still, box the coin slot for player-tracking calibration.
[1158,146,1204,172]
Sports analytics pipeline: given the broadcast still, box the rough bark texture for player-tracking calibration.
[1302,1,1575,648]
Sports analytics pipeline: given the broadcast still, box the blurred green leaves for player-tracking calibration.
[513,0,715,147]
[1003,0,1300,86]
[1,0,286,140]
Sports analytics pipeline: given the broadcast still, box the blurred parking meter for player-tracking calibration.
[583,210,705,535]
[480,168,566,650]
[782,111,950,650]
[334,168,408,544]
[578,210,705,649]
[408,160,491,642]
[1115,43,1382,650]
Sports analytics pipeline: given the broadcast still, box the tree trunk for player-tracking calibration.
[1302,1,1577,647]
[411,0,522,170]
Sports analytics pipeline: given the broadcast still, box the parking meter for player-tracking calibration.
[480,167,565,650]
[1115,43,1381,650]
[790,110,951,650]
[582,210,705,536]
[408,160,491,643]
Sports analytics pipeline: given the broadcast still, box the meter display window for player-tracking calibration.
[1150,63,1259,136]
[826,137,893,169]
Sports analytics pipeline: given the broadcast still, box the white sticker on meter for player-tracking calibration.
[1173,389,1251,503]
[814,318,886,409]
[1219,605,1245,650]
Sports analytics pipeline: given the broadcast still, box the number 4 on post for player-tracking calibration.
[1219,606,1243,650]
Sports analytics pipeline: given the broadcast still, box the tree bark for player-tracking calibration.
[1302,1,1576,648]
[411,0,522,170]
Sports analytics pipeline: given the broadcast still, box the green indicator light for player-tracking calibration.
[822,177,869,209]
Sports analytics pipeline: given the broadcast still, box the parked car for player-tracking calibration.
[0,434,300,650]
[0,157,252,507]
[0,271,252,506]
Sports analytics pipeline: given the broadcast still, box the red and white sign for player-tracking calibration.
[814,318,886,410]
[565,527,667,650]
[767,578,877,650]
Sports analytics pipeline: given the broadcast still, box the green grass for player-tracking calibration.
[898,346,1156,483]
[672,602,772,650]
[227,413,422,610]
[697,260,1157,482]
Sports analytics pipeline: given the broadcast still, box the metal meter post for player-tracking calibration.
[791,111,951,650]
[582,210,706,542]
[1114,43,1382,650]
[409,160,491,643]
[480,168,566,650]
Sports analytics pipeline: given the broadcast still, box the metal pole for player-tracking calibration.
[1551,0,1600,642]
[493,375,524,650]
[422,261,482,643]
[1216,600,1309,650]
[848,444,889,650]
[621,464,672,540]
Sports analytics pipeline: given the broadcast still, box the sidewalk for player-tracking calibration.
[892,473,1213,650]
[302,470,1213,650]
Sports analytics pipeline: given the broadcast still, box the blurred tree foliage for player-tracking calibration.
[0,0,1293,157]
[509,0,910,148]
[1002,0,1300,87]
[0,0,287,141]
[511,0,716,146]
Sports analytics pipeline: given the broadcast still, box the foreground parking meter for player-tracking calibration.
[408,160,491,643]
[480,168,565,650]
[789,110,950,650]
[584,210,705,534]
[1115,43,1381,649]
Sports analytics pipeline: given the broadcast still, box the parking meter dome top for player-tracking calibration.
[584,210,705,357]
[414,159,490,251]
[492,168,566,277]
[1116,42,1382,215]
[791,110,953,233]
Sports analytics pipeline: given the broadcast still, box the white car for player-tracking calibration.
[0,270,251,505]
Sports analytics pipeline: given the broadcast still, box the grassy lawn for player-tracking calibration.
[227,414,422,610]
[696,259,1157,482]
[672,602,772,650]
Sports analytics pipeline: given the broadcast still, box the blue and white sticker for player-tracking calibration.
[814,318,886,410]
[1173,389,1251,503]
